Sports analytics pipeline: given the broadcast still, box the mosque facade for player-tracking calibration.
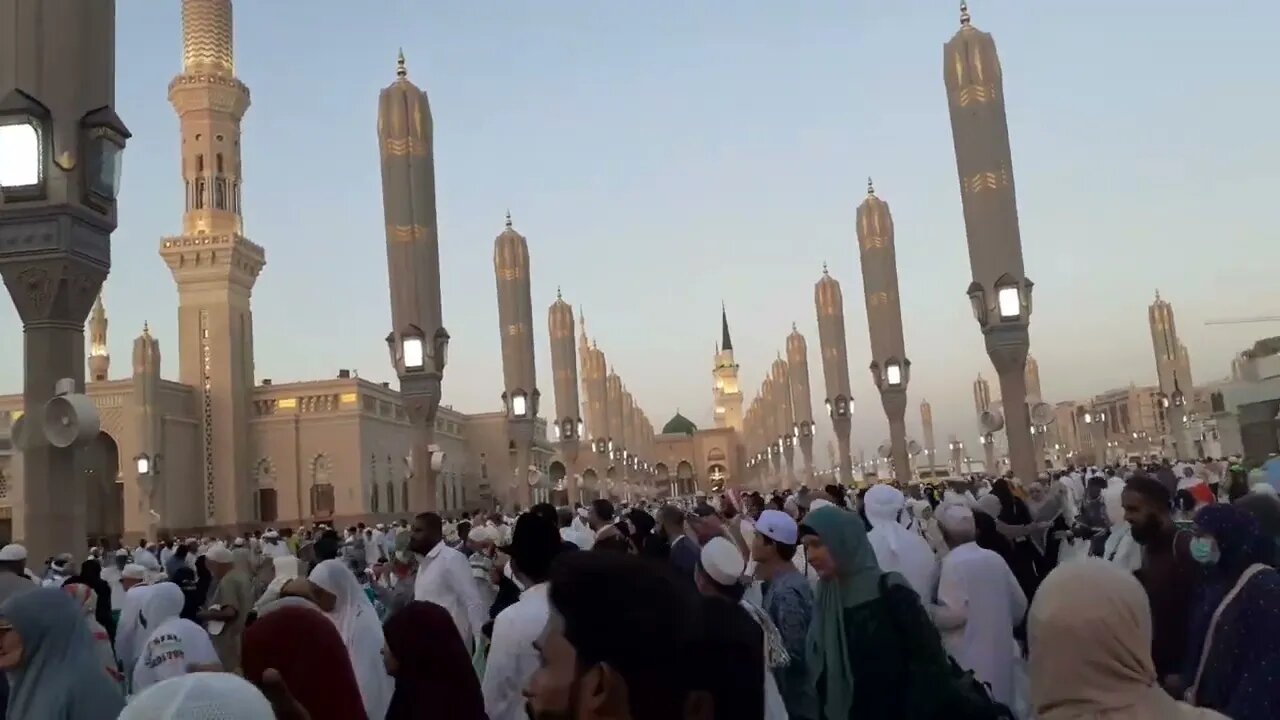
[0,0,557,545]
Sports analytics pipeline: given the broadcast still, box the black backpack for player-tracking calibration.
[878,574,1016,720]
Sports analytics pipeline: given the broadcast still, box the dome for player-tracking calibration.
[662,412,697,436]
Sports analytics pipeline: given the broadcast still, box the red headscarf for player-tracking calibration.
[241,606,368,720]
[384,601,487,720]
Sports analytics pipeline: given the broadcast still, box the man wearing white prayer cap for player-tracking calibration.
[927,501,1026,708]
[0,543,36,604]
[863,484,938,600]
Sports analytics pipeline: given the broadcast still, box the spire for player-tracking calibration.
[960,1,971,26]
[396,48,407,78]
[792,321,798,332]
[867,176,875,195]
[1155,288,1162,301]
[143,320,150,335]
[822,261,829,275]
[720,303,734,352]
[556,285,562,300]
[505,209,513,229]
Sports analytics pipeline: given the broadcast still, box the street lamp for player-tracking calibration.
[133,452,162,476]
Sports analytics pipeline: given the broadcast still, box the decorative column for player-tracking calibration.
[762,377,782,489]
[857,180,912,482]
[547,288,583,503]
[0,0,130,561]
[494,213,539,510]
[945,3,1038,483]
[921,399,937,470]
[605,370,624,496]
[770,355,797,488]
[814,265,854,483]
[379,52,448,511]
[786,324,816,484]
[974,374,998,472]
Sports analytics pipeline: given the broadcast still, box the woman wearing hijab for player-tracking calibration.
[863,484,938,601]
[1029,559,1226,719]
[1181,504,1280,719]
[1025,480,1069,576]
[119,672,276,720]
[60,583,122,688]
[253,555,304,615]
[1233,492,1280,564]
[799,505,954,719]
[114,582,157,687]
[382,601,486,720]
[979,478,1044,601]
[242,604,368,720]
[65,558,116,641]
[0,587,125,719]
[131,582,221,693]
[308,558,394,719]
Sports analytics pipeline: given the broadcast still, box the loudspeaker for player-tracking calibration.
[43,394,100,448]
[979,409,1005,433]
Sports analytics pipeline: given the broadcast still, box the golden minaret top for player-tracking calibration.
[960,2,971,27]
[182,0,235,74]
[397,48,408,78]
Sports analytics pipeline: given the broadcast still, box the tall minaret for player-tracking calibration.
[973,374,992,415]
[1149,290,1188,395]
[605,369,624,491]
[548,289,581,500]
[857,179,912,481]
[577,309,592,434]
[88,294,110,382]
[494,213,539,509]
[160,0,265,526]
[712,305,744,431]
[814,264,854,483]
[786,323,816,484]
[131,324,163,535]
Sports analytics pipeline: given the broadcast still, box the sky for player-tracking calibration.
[2,1,1278,465]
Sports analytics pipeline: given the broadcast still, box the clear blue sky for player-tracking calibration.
[2,1,1278,463]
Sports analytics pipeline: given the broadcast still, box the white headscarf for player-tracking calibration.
[863,484,938,599]
[308,559,393,719]
[115,584,157,677]
[1101,485,1142,572]
[119,672,274,719]
[253,556,303,612]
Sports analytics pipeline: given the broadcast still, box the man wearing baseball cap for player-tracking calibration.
[750,510,818,720]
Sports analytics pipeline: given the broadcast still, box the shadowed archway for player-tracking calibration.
[82,432,124,544]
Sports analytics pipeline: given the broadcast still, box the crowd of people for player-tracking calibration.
[0,457,1276,718]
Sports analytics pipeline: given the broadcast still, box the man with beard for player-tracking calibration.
[1122,474,1199,690]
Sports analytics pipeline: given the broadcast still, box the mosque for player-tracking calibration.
[0,0,747,544]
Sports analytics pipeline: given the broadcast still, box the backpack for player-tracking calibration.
[878,574,1015,720]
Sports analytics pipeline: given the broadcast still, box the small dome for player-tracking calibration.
[662,412,697,436]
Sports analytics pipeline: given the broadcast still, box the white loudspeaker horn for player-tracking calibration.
[979,409,1005,433]
[8,415,27,451]
[1030,402,1056,426]
[44,393,100,448]
[877,443,892,459]
[427,444,445,472]
[907,439,922,455]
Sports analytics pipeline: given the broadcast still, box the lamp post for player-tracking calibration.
[548,289,583,504]
[815,264,855,483]
[857,180,913,483]
[945,4,1038,484]
[978,433,997,474]
[379,54,447,512]
[0,1,130,561]
[134,452,162,539]
[949,439,965,476]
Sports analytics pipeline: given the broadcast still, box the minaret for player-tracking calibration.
[814,264,854,483]
[857,179,912,481]
[786,323,816,484]
[605,369,624,493]
[160,0,265,526]
[548,289,582,501]
[771,354,797,488]
[974,373,997,471]
[762,376,783,488]
[1149,290,1184,395]
[945,2,1038,482]
[577,308,592,433]
[379,50,448,511]
[494,213,539,509]
[921,399,937,466]
[587,341,609,483]
[712,305,744,431]
[88,294,110,382]
[131,323,163,536]
[973,374,992,415]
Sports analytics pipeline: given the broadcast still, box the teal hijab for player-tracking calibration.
[2,587,125,719]
[803,505,888,720]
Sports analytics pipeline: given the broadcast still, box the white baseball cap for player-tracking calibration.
[755,509,798,546]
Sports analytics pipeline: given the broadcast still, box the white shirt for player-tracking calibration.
[931,542,1026,707]
[482,583,550,720]
[261,541,290,559]
[414,541,488,646]
[131,617,220,693]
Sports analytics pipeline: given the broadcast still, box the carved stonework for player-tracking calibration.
[0,260,106,324]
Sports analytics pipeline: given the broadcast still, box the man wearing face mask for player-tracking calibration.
[1122,475,1199,691]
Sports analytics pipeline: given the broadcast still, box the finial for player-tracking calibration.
[792,321,798,332]
[960,1,971,26]
[142,321,150,335]
[504,209,512,229]
[556,285,562,300]
[822,261,829,275]
[1155,288,1161,301]
[867,176,875,196]
[396,48,407,78]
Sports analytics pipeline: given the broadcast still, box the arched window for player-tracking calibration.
[371,483,380,513]
[401,481,409,512]
[310,454,335,517]
[386,480,396,513]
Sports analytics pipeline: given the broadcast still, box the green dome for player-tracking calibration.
[662,412,697,436]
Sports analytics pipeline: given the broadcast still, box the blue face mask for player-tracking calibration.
[1189,537,1219,565]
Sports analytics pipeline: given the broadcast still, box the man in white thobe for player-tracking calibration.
[409,512,487,651]
[864,484,938,600]
[928,502,1026,708]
